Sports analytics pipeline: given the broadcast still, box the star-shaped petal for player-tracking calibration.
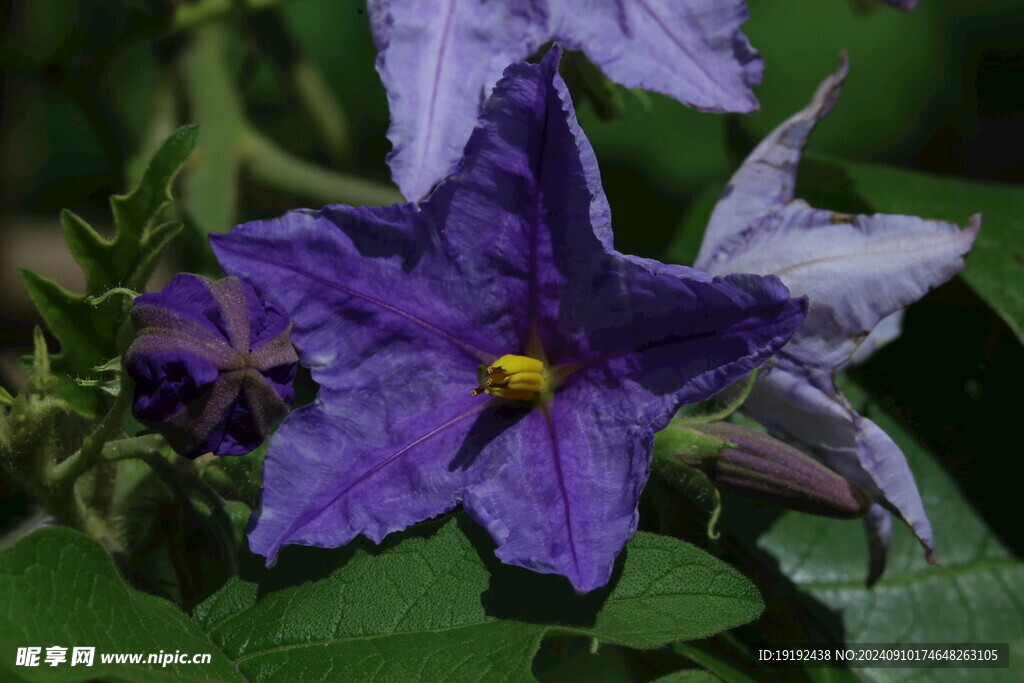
[213,48,804,592]
[695,56,978,577]
[369,0,762,200]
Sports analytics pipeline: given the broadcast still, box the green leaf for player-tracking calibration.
[61,126,197,294]
[745,384,1024,682]
[22,126,196,415]
[1,517,761,680]
[130,221,184,286]
[672,642,757,683]
[0,527,241,682]
[195,517,762,680]
[19,270,115,417]
[801,154,1024,344]
[60,210,115,294]
[111,125,198,247]
[652,670,721,683]
[20,271,110,375]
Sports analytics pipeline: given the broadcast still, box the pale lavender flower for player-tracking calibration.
[369,1,763,200]
[694,56,979,579]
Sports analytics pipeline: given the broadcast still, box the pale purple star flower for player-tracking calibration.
[694,56,979,580]
[368,0,763,201]
[212,48,805,592]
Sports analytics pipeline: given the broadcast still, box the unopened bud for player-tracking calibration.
[126,274,298,458]
[666,421,871,519]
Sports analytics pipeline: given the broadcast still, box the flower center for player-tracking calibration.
[472,354,547,400]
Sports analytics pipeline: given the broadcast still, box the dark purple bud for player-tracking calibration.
[680,422,872,519]
[126,274,298,458]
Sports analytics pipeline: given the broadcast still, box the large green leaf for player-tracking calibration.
[745,385,1023,682]
[801,154,1024,344]
[0,527,240,682]
[1,517,762,681]
[195,517,763,681]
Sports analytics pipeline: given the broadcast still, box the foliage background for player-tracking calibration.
[1,0,1022,680]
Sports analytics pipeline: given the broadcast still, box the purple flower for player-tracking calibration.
[127,274,298,458]
[369,0,763,201]
[212,48,805,592]
[694,56,979,579]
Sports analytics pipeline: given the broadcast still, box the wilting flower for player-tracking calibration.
[369,0,762,200]
[127,274,298,458]
[694,56,979,579]
[212,48,805,592]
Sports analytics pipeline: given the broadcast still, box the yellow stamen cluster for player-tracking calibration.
[472,354,547,400]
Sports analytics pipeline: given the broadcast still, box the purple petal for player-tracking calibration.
[216,49,805,588]
[699,203,979,371]
[247,394,484,561]
[740,357,935,562]
[369,0,762,201]
[462,384,647,594]
[694,61,979,565]
[128,273,298,458]
[134,273,231,345]
[369,0,546,200]
[552,0,762,113]
[697,56,849,260]
[128,350,219,422]
[557,265,807,430]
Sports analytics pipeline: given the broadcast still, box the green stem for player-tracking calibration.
[102,436,240,575]
[242,128,403,207]
[170,0,302,34]
[93,435,228,530]
[50,385,132,487]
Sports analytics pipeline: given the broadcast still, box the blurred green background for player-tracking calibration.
[1,0,1022,555]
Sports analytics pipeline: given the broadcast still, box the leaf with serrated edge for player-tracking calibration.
[111,124,198,247]
[131,221,184,286]
[20,270,109,372]
[747,383,1023,682]
[21,126,195,415]
[0,527,240,682]
[60,209,115,293]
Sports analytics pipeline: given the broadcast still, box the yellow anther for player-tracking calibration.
[473,354,547,400]
[487,354,543,376]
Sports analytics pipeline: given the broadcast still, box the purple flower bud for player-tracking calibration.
[679,422,872,519]
[126,274,298,458]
